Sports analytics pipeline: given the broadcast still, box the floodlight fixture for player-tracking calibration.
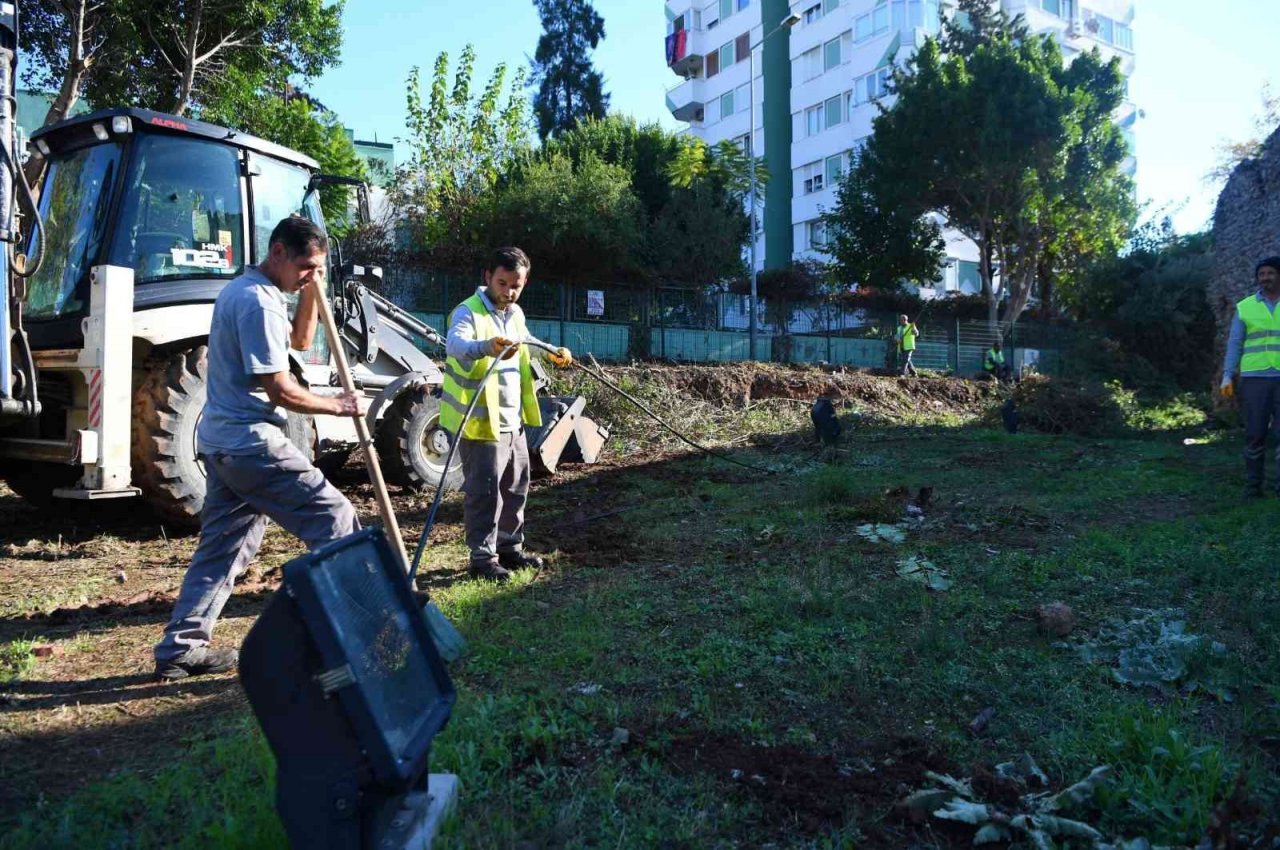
[240,527,457,849]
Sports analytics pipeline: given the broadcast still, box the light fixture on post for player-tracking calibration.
[747,10,801,361]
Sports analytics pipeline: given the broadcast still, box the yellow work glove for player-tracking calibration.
[1219,377,1235,400]
[486,336,518,359]
[547,347,573,368]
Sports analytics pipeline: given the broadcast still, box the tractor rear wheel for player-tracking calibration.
[375,388,463,493]
[132,346,313,530]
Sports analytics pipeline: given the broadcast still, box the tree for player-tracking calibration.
[390,45,530,269]
[529,0,608,140]
[822,149,944,291]
[851,25,1133,326]
[21,0,344,127]
[1207,83,1280,186]
[479,152,645,283]
[938,0,1027,57]
[507,116,749,286]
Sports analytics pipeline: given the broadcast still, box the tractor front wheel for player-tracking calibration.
[376,388,463,493]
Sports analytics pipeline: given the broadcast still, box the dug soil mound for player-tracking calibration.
[580,362,1000,421]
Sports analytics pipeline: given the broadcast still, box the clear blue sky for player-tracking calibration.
[310,0,1277,236]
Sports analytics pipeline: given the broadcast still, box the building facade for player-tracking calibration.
[664,0,1137,295]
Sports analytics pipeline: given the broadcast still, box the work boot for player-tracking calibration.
[499,551,545,570]
[155,646,238,681]
[469,560,512,583]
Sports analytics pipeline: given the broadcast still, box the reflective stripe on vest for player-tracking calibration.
[439,294,543,441]
[1237,295,1280,374]
[985,349,1004,370]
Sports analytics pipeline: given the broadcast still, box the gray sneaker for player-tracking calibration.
[155,646,238,681]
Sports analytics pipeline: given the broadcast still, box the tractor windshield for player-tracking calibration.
[108,134,247,284]
[24,142,123,320]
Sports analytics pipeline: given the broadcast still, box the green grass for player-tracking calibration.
[0,639,37,685]
[5,405,1279,847]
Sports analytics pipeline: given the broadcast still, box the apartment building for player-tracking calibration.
[664,0,1137,295]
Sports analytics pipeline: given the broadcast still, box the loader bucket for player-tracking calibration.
[525,395,610,476]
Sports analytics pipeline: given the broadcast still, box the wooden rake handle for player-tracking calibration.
[312,277,410,573]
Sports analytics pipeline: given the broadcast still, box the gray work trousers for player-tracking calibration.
[900,349,918,377]
[1241,377,1280,492]
[154,440,359,663]
[459,430,531,567]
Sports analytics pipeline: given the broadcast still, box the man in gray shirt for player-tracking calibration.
[153,216,367,680]
[1220,256,1280,498]
[442,247,572,581]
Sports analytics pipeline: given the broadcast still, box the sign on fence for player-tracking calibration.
[586,290,605,317]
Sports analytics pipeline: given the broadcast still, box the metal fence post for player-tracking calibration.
[953,317,961,373]
[559,282,567,348]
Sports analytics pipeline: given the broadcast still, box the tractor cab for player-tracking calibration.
[23,108,327,352]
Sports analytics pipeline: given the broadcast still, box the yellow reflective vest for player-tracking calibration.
[984,348,1004,371]
[896,323,917,351]
[1238,294,1280,374]
[440,294,542,441]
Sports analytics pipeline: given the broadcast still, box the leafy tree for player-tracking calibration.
[506,117,749,286]
[822,149,944,292]
[390,45,530,269]
[479,152,644,282]
[529,0,608,140]
[23,0,344,124]
[1207,83,1280,186]
[939,0,1027,57]
[851,25,1133,326]
[1066,225,1214,390]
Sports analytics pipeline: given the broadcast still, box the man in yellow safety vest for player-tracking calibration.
[442,247,573,581]
[895,314,919,377]
[1220,256,1280,498]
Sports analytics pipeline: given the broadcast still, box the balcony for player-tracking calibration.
[665,30,702,77]
[666,78,704,123]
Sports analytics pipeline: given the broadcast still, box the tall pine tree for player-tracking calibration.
[530,0,609,140]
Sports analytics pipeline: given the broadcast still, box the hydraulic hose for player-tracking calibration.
[407,340,776,582]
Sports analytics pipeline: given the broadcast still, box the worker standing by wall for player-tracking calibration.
[443,247,573,582]
[1220,256,1280,498]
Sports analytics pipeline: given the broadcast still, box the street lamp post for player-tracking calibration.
[747,11,800,362]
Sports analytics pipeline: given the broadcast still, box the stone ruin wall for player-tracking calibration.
[1212,124,1280,376]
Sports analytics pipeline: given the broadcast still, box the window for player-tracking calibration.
[720,0,733,22]
[109,135,246,287]
[855,7,890,42]
[807,219,828,250]
[824,94,844,128]
[799,160,824,194]
[733,132,751,154]
[825,153,846,187]
[737,0,750,9]
[1094,14,1114,44]
[706,49,720,76]
[851,136,869,161]
[822,0,839,13]
[251,155,324,263]
[735,33,750,63]
[1115,23,1133,51]
[805,104,823,137]
[720,90,735,118]
[1040,0,1061,15]
[25,142,123,319]
[800,46,822,81]
[803,3,821,24]
[720,41,734,69]
[854,66,890,104]
[823,37,841,71]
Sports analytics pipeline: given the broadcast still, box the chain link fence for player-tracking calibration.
[377,269,1074,376]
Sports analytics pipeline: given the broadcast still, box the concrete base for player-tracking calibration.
[398,774,460,850]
